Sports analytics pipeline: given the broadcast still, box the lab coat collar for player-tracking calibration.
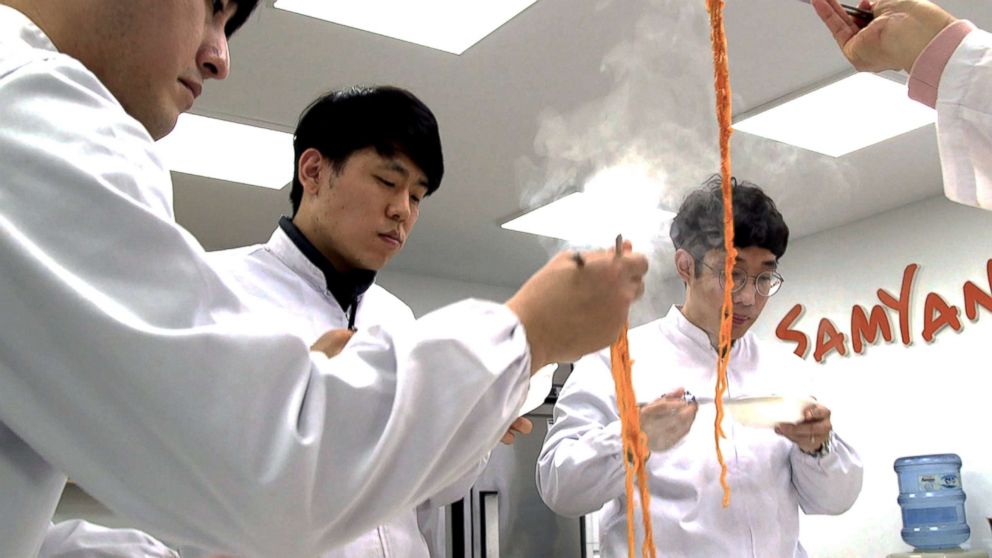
[273,217,376,311]
[664,305,744,358]
[0,5,58,53]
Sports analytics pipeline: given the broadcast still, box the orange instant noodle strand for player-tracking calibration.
[705,0,737,508]
[610,324,656,558]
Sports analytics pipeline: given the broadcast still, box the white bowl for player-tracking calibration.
[725,395,815,428]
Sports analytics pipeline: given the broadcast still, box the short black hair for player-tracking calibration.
[670,174,789,269]
[289,85,444,216]
[226,0,260,37]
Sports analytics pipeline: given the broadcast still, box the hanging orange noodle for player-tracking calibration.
[705,0,737,508]
[609,3,737,554]
[610,304,656,558]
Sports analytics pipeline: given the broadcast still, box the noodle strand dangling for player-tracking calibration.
[704,0,737,508]
[610,6,738,556]
[610,324,656,558]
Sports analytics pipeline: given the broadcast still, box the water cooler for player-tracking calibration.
[887,454,989,558]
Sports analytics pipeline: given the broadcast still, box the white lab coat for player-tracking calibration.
[537,307,863,558]
[40,520,178,558]
[936,28,992,209]
[195,226,487,558]
[0,6,529,557]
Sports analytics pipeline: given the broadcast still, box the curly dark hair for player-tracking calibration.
[670,174,789,271]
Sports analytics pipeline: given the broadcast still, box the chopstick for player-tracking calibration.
[841,3,873,22]
[797,0,874,24]
[571,233,624,268]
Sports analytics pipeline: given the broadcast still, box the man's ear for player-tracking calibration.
[298,148,325,196]
[674,249,695,284]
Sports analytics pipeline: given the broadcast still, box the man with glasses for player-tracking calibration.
[536,177,863,557]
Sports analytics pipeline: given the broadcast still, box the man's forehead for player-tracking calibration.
[705,248,778,266]
[375,154,428,186]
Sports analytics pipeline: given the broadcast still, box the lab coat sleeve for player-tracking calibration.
[535,352,628,517]
[789,431,864,515]
[0,55,530,557]
[411,456,485,558]
[415,504,446,558]
[423,453,491,509]
[40,520,178,558]
[414,448,489,555]
[935,28,992,209]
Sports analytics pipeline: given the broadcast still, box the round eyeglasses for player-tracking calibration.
[700,261,784,297]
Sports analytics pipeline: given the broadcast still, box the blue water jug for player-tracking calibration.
[894,454,970,551]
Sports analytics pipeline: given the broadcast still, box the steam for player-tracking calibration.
[514,0,857,325]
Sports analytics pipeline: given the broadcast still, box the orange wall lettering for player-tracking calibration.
[775,259,991,363]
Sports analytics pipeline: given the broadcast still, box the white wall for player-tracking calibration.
[746,195,992,557]
[375,269,517,317]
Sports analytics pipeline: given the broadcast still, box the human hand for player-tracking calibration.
[506,241,648,372]
[811,0,957,72]
[500,417,534,445]
[774,403,833,453]
[310,328,355,358]
[639,388,698,453]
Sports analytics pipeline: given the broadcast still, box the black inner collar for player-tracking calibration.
[279,217,376,317]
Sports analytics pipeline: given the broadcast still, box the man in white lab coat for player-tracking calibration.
[199,85,532,557]
[813,0,992,210]
[0,1,649,556]
[537,177,864,557]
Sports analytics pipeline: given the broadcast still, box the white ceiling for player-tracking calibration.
[172,0,992,288]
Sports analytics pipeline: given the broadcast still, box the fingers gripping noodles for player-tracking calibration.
[608,2,736,556]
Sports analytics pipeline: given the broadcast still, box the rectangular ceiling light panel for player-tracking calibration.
[502,165,676,246]
[733,73,936,157]
[156,113,294,190]
[274,0,538,54]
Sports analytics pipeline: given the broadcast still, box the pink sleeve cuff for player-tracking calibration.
[908,20,976,108]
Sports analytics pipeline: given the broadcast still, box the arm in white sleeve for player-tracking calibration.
[935,28,992,209]
[0,54,529,557]
[414,449,491,556]
[424,453,491,509]
[415,505,446,558]
[535,353,628,517]
[41,520,178,558]
[790,431,864,515]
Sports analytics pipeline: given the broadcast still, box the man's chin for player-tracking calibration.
[146,119,178,142]
[141,104,180,141]
[362,255,390,272]
[731,324,753,340]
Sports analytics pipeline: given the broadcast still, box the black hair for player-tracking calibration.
[289,85,444,216]
[670,174,789,271]
[226,0,260,37]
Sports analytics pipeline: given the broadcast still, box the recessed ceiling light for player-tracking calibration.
[733,72,936,157]
[156,114,294,190]
[501,164,675,246]
[273,0,538,55]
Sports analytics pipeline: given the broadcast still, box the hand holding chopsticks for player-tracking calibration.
[508,238,648,371]
[809,0,959,73]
